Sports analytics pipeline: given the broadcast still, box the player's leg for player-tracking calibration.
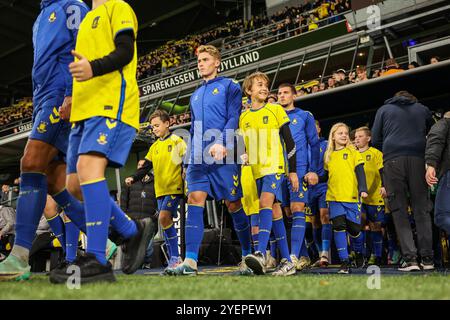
[367,206,384,266]
[226,199,252,259]
[0,138,58,280]
[329,202,351,274]
[159,195,182,272]
[271,203,296,276]
[250,214,259,251]
[347,203,364,268]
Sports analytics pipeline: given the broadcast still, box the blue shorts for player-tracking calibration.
[255,174,284,203]
[30,95,71,155]
[309,183,328,215]
[66,116,136,174]
[186,164,242,201]
[328,201,362,225]
[280,171,309,207]
[157,195,182,217]
[361,204,385,223]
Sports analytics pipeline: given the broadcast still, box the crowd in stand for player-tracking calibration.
[137,0,352,80]
[0,98,33,127]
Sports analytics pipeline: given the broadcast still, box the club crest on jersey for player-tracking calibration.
[292,118,298,125]
[299,192,304,199]
[366,154,371,161]
[168,145,173,152]
[92,16,100,28]
[167,201,172,208]
[263,116,269,124]
[343,153,348,160]
[271,182,276,189]
[97,133,108,145]
[37,121,47,133]
[49,12,56,22]
[212,88,219,95]
[231,188,237,196]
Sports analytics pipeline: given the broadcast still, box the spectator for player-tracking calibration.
[408,61,420,69]
[355,65,368,82]
[381,58,404,77]
[0,185,9,205]
[372,69,381,78]
[0,204,15,246]
[319,82,326,91]
[327,77,336,89]
[312,85,320,93]
[430,56,440,64]
[335,69,349,86]
[425,111,450,235]
[267,94,278,103]
[371,91,434,271]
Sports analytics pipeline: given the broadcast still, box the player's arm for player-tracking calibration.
[305,112,320,173]
[59,2,89,120]
[70,31,135,81]
[217,82,242,148]
[425,119,446,186]
[280,123,297,174]
[355,164,368,197]
[280,123,299,192]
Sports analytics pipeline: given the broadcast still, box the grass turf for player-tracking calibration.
[1,273,449,300]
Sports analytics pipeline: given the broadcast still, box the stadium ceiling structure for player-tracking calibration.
[0,0,262,100]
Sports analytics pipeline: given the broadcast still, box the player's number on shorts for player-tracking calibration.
[66,5,81,30]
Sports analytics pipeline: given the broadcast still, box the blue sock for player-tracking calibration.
[371,231,383,258]
[257,208,273,254]
[313,227,322,253]
[290,211,306,258]
[185,205,204,261]
[334,230,349,262]
[52,189,86,233]
[322,223,332,253]
[230,207,252,257]
[350,232,364,254]
[270,233,277,257]
[163,231,172,258]
[250,214,259,250]
[64,219,80,263]
[164,224,179,258]
[300,239,309,257]
[14,173,48,250]
[46,214,66,252]
[80,179,111,265]
[272,218,291,261]
[110,199,137,239]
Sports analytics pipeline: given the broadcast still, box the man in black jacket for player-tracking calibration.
[425,112,450,235]
[372,91,434,271]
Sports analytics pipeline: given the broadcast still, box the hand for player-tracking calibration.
[209,144,227,161]
[304,172,318,186]
[240,153,249,165]
[289,172,299,193]
[58,96,72,121]
[69,50,93,82]
[380,187,387,198]
[425,166,438,187]
[125,177,134,186]
[360,192,368,199]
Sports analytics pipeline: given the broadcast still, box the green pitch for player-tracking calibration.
[1,273,449,300]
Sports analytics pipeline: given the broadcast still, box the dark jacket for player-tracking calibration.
[372,95,433,161]
[120,175,157,221]
[425,117,450,179]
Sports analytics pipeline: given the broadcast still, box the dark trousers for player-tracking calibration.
[383,156,433,261]
[434,170,450,235]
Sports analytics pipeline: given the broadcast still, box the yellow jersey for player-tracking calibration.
[239,103,290,179]
[71,0,140,129]
[360,147,384,206]
[241,165,259,216]
[145,133,187,198]
[325,146,364,203]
